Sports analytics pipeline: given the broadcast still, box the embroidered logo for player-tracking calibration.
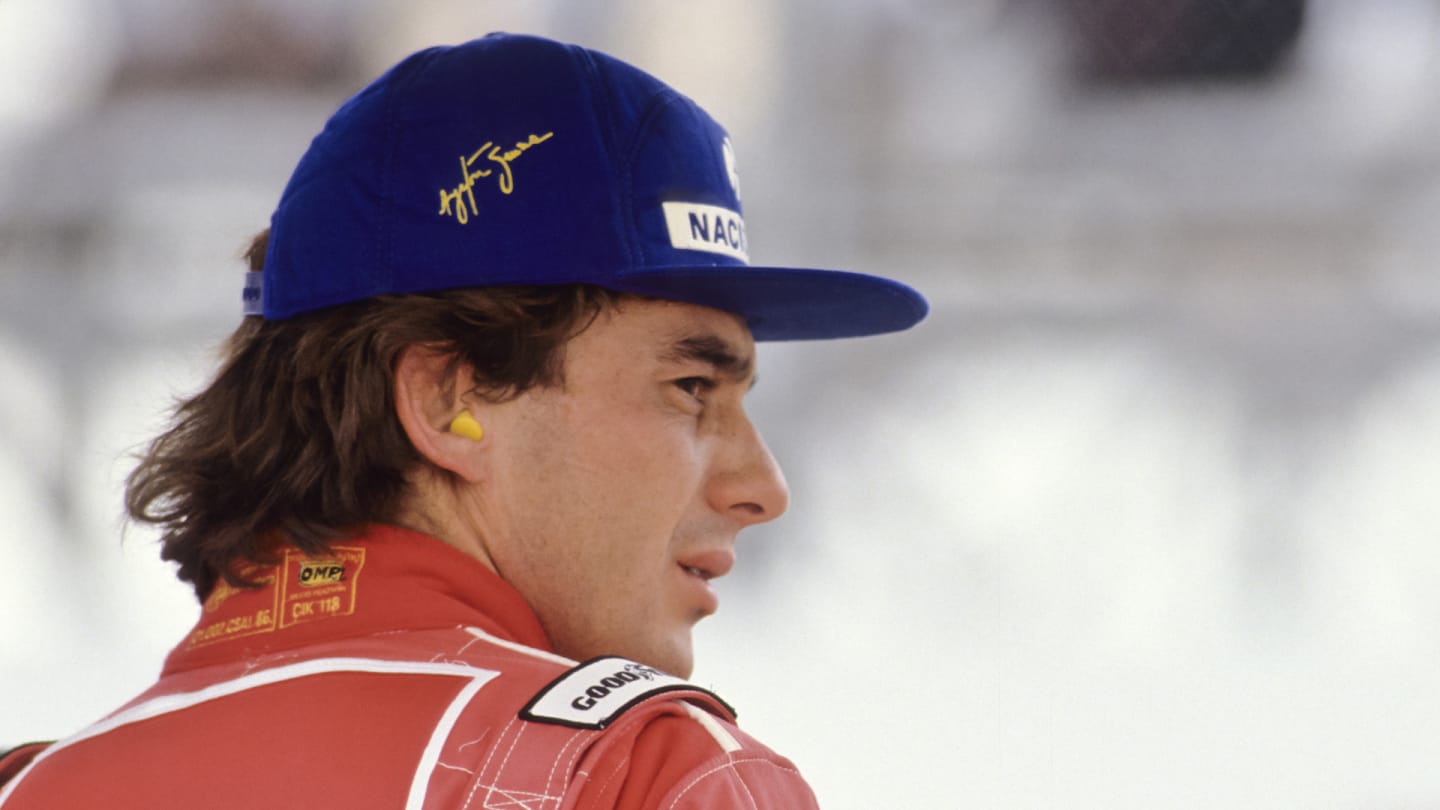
[722,137,741,201]
[520,656,734,730]
[437,131,555,224]
[202,576,247,614]
[298,560,346,587]
[279,546,367,629]
[189,565,278,648]
[661,202,749,262]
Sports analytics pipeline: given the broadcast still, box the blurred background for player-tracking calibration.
[2,0,1438,807]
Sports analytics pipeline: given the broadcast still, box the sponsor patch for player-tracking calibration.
[279,546,366,629]
[242,272,263,316]
[298,560,346,587]
[188,564,278,648]
[722,137,741,200]
[662,202,749,262]
[520,656,732,730]
[184,548,367,648]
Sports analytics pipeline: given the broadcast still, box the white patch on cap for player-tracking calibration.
[722,137,741,201]
[662,202,749,262]
[243,271,263,315]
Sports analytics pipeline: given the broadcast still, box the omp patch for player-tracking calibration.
[298,561,345,587]
[279,546,366,629]
[520,657,732,730]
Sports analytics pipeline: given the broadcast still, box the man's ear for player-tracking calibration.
[394,344,486,483]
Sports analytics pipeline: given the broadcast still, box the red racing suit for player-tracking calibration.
[0,525,819,809]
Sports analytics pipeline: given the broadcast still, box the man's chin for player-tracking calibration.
[555,633,694,679]
[622,637,694,679]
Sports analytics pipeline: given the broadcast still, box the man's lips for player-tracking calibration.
[677,548,736,581]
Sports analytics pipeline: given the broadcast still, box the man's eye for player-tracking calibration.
[675,377,715,398]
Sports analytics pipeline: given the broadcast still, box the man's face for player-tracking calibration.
[471,298,789,677]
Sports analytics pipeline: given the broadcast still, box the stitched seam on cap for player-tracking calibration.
[377,53,408,298]
[625,88,687,268]
[572,46,635,271]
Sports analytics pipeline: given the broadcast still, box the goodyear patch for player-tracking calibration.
[520,656,733,730]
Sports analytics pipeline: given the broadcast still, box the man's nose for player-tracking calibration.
[708,413,790,526]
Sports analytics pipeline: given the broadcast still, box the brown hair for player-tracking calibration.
[126,230,621,600]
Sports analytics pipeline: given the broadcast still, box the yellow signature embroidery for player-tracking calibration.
[438,131,555,224]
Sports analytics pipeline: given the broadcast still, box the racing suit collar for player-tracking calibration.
[162,524,554,675]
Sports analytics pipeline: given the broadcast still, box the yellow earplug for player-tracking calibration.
[448,411,484,442]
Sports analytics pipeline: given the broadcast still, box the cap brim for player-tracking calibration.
[608,266,929,341]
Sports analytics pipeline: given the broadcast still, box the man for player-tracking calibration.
[0,33,925,808]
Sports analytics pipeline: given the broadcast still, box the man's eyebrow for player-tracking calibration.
[662,334,757,386]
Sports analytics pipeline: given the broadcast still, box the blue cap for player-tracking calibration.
[247,33,928,340]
